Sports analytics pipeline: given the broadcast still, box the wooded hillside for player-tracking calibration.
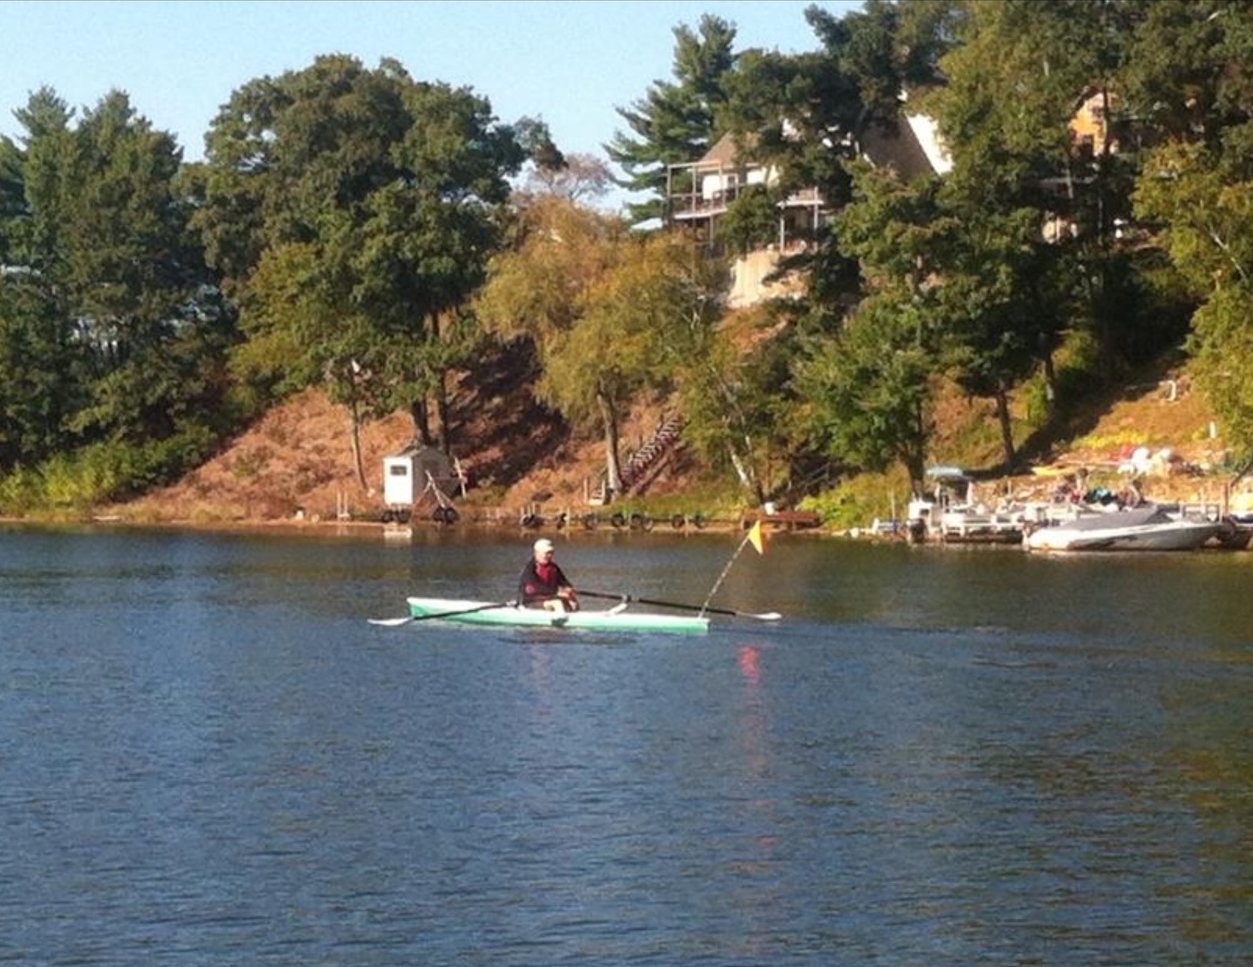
[5,2,1253,523]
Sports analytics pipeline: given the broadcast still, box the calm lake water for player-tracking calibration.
[2,522,1251,966]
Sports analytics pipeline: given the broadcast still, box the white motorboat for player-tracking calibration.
[1024,504,1225,552]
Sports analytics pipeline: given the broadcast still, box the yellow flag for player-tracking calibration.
[747,519,766,555]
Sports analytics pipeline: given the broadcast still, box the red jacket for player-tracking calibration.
[518,558,571,605]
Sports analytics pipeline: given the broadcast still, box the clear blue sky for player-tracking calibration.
[2,1,859,179]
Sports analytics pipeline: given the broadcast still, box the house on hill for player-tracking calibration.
[666,114,951,307]
[666,87,1141,307]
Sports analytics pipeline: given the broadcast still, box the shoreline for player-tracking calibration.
[0,508,768,539]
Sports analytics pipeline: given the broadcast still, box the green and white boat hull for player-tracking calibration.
[406,597,709,635]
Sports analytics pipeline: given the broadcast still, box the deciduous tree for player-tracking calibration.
[194,55,545,457]
[477,198,717,497]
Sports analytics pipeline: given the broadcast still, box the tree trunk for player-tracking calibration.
[905,445,927,500]
[431,310,450,453]
[597,391,624,498]
[1041,344,1058,417]
[349,397,367,490]
[995,383,1016,469]
[409,399,432,446]
[905,400,927,497]
[434,370,450,454]
[729,446,765,505]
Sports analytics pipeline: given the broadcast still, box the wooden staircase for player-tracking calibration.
[589,415,685,505]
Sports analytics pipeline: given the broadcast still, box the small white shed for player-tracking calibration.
[383,445,456,508]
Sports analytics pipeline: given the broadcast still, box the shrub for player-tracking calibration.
[0,424,221,516]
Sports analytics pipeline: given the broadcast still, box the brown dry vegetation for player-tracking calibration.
[108,341,690,526]
[924,358,1247,513]
[107,347,1250,529]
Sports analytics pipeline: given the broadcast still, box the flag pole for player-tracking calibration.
[700,520,766,615]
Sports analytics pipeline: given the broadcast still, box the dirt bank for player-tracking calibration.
[102,360,1251,530]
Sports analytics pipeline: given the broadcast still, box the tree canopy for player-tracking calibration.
[0,86,230,494]
[5,1,1253,516]
[192,54,551,453]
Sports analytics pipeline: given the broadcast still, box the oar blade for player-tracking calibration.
[704,606,782,621]
[368,616,414,627]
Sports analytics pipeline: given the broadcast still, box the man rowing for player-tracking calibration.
[517,538,579,612]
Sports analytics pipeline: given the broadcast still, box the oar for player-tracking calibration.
[577,589,781,621]
[369,600,516,627]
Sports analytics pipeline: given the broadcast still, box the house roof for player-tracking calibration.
[694,132,745,169]
[694,116,949,181]
[860,115,949,180]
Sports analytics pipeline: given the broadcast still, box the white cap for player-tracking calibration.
[533,538,555,553]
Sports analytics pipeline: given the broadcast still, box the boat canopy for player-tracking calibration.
[925,465,971,481]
